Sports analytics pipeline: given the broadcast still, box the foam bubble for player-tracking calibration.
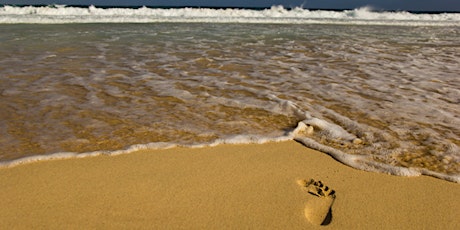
[301,117,358,141]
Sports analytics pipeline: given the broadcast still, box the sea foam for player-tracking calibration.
[0,5,459,25]
[292,121,460,183]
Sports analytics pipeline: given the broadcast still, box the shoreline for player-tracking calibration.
[0,141,459,229]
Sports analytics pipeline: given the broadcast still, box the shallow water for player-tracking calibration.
[0,22,459,181]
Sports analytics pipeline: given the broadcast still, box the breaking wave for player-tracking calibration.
[1,5,459,25]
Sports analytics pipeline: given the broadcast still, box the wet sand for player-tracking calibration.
[0,141,458,229]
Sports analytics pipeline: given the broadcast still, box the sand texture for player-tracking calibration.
[0,141,459,229]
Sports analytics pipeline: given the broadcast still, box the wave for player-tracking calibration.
[1,5,459,25]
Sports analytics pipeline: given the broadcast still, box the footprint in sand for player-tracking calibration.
[298,179,336,226]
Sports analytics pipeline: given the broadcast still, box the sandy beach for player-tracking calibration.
[0,141,459,229]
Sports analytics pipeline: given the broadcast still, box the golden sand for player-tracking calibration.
[0,141,459,229]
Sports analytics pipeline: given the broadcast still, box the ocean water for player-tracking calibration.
[0,5,459,182]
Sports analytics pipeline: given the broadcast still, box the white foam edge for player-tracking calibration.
[0,135,291,169]
[0,142,177,168]
[292,124,460,183]
[1,124,458,184]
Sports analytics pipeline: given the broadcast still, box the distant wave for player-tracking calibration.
[1,5,459,25]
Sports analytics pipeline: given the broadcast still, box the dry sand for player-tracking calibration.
[0,141,459,229]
